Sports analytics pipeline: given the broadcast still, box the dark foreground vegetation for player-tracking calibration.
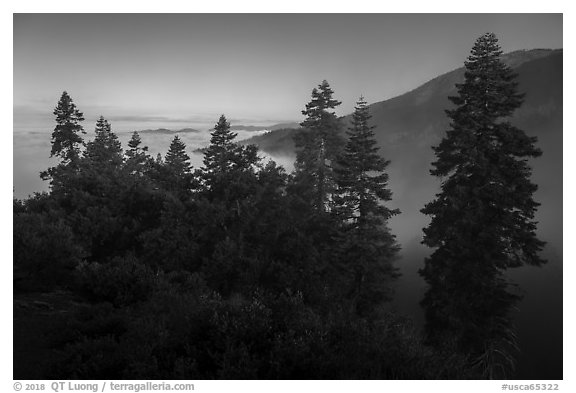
[14,33,544,379]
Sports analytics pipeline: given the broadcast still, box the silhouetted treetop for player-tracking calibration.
[293,80,344,211]
[50,91,86,164]
[85,116,123,167]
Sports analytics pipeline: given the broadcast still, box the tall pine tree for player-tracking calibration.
[333,96,400,315]
[203,115,240,175]
[41,91,86,193]
[124,131,151,177]
[77,116,124,202]
[420,33,545,374]
[201,115,259,198]
[165,135,192,176]
[49,91,86,164]
[85,116,123,168]
[293,80,344,211]
[335,96,399,229]
[197,115,261,291]
[163,135,193,196]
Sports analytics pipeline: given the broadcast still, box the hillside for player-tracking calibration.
[230,122,300,132]
[241,49,562,247]
[136,127,201,135]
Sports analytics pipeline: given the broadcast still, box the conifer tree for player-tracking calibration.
[335,96,399,229]
[49,91,86,165]
[85,116,123,168]
[333,96,400,315]
[72,116,124,207]
[165,135,192,177]
[420,33,545,367]
[41,92,86,191]
[203,115,238,174]
[125,131,150,177]
[197,115,261,275]
[126,131,147,159]
[127,131,145,154]
[201,115,259,196]
[293,80,344,211]
[163,135,193,195]
[202,115,258,175]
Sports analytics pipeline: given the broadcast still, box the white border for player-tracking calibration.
[5,3,570,392]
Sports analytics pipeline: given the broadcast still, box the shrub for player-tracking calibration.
[14,212,85,291]
[75,255,156,306]
[51,335,127,379]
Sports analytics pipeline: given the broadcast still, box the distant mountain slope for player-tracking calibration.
[340,49,561,150]
[240,128,298,155]
[230,122,299,132]
[244,49,560,156]
[268,122,301,131]
[137,127,201,134]
[241,49,562,248]
[230,125,270,132]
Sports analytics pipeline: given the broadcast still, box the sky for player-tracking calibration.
[13,13,562,133]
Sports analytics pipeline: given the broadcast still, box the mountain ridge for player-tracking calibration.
[240,48,562,161]
[134,127,201,135]
[239,48,562,253]
[230,122,300,132]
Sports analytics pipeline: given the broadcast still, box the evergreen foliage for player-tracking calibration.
[203,115,240,174]
[419,33,545,376]
[202,115,259,177]
[85,116,123,168]
[165,135,192,175]
[49,91,86,164]
[16,62,537,378]
[200,115,260,203]
[124,132,151,177]
[161,135,194,196]
[334,96,399,229]
[333,96,401,315]
[41,92,86,193]
[293,80,344,211]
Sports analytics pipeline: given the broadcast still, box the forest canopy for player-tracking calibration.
[13,33,544,380]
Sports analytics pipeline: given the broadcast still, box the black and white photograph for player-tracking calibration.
[11,10,564,384]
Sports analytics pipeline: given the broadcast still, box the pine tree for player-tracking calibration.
[125,131,150,177]
[293,80,344,211]
[41,92,86,192]
[165,135,192,176]
[203,115,238,174]
[334,96,399,229]
[201,115,259,196]
[202,115,258,175]
[197,115,261,275]
[163,135,193,195]
[79,116,124,200]
[49,91,86,164]
[85,116,123,168]
[126,131,148,159]
[333,96,400,315]
[419,33,545,366]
